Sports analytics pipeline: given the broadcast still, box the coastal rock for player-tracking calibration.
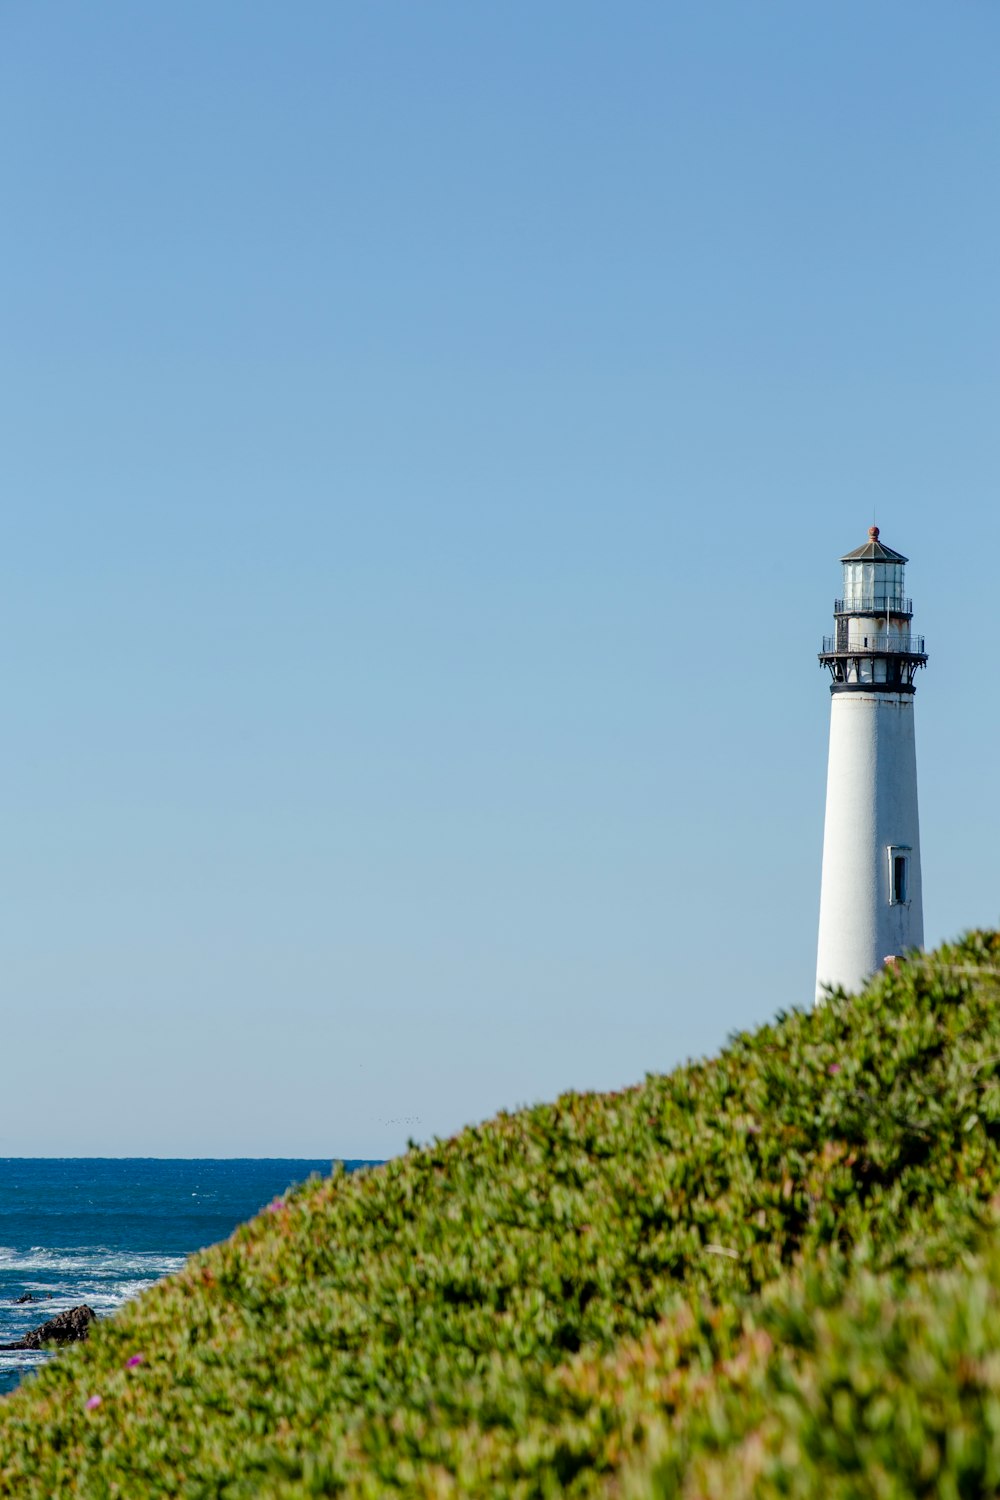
[1,1305,96,1351]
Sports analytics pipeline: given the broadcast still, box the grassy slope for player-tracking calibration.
[3,933,1000,1496]
[621,1243,1000,1499]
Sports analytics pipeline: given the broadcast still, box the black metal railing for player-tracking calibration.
[821,634,926,656]
[834,596,912,615]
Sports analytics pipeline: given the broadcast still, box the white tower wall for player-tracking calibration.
[815,690,923,1002]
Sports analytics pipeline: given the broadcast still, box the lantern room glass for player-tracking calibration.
[841,560,905,613]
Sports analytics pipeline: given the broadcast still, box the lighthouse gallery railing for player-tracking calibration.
[833,596,913,615]
[821,633,926,655]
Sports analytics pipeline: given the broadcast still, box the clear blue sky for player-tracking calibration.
[2,3,998,1156]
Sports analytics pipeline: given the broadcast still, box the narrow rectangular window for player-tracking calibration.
[893,856,907,905]
[887,846,911,905]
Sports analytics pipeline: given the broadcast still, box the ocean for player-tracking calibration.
[0,1158,377,1395]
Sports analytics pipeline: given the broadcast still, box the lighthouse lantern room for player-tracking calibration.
[815,527,928,1002]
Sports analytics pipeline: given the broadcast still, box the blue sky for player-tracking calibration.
[2,3,998,1156]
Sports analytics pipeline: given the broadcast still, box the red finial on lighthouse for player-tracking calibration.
[869,525,880,541]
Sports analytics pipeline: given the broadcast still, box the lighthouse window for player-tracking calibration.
[887,846,911,905]
[893,857,907,904]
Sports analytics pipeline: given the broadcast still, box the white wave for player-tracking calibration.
[0,1249,186,1276]
[0,1351,47,1371]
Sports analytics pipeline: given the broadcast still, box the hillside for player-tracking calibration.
[3,933,1000,1496]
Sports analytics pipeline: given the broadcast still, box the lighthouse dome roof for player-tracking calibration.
[840,526,907,564]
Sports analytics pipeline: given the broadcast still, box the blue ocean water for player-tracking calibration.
[0,1159,377,1395]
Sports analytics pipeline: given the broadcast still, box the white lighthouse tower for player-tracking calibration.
[815,527,928,1002]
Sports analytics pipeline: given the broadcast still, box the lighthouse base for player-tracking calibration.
[815,691,923,1003]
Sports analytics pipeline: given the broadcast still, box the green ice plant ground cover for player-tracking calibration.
[4,934,1000,1496]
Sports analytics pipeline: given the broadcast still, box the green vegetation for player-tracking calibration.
[4,932,1000,1496]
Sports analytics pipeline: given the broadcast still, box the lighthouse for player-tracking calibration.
[815,527,928,1002]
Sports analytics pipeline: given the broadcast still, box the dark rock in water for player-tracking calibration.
[0,1305,97,1351]
[14,1293,38,1304]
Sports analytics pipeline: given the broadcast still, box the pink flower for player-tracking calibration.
[126,1355,145,1368]
[267,1199,284,1213]
[828,1063,841,1075]
[86,1395,102,1411]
